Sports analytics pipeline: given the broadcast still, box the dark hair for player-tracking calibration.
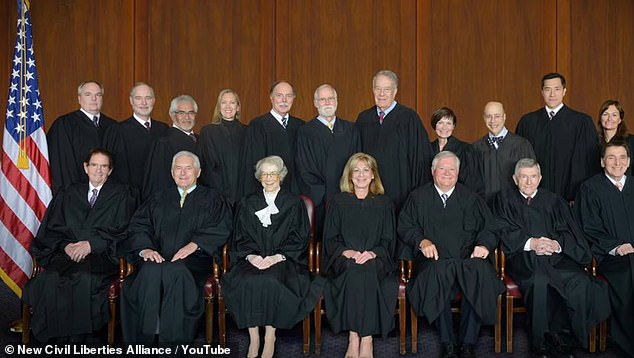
[431,107,457,129]
[601,137,630,158]
[84,148,113,168]
[597,99,627,144]
[541,72,566,89]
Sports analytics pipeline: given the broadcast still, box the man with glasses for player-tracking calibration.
[240,81,304,196]
[472,101,535,205]
[516,73,599,201]
[142,95,200,199]
[355,70,433,210]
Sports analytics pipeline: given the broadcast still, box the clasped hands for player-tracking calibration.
[140,242,199,263]
[418,239,489,260]
[529,237,561,256]
[247,254,285,270]
[616,243,634,256]
[64,241,91,262]
[342,249,377,264]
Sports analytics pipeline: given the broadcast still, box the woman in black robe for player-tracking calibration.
[221,156,323,358]
[596,99,634,175]
[199,89,246,204]
[322,152,398,358]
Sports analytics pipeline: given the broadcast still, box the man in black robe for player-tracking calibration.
[142,95,200,199]
[472,101,535,205]
[494,158,610,357]
[399,151,504,358]
[296,84,361,241]
[121,151,232,343]
[239,81,304,196]
[516,73,600,201]
[47,81,121,193]
[22,148,138,342]
[105,83,168,195]
[356,70,433,210]
[576,140,634,357]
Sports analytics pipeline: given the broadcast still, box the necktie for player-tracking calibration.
[189,133,197,143]
[441,193,448,208]
[327,122,333,131]
[379,111,385,125]
[92,116,99,128]
[549,111,555,120]
[281,116,288,129]
[144,121,151,131]
[180,191,188,208]
[89,188,98,207]
[616,182,623,191]
[526,196,532,206]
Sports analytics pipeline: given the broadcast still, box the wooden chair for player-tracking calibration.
[22,257,128,345]
[216,194,315,355]
[590,257,608,352]
[410,249,502,353]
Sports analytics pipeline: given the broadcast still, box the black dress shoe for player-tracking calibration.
[545,333,575,358]
[460,343,475,358]
[440,343,458,358]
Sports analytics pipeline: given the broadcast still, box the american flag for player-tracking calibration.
[0,0,52,297]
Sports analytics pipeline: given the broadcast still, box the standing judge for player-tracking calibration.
[576,140,634,356]
[47,81,119,193]
[494,158,609,357]
[121,151,232,343]
[23,148,138,342]
[516,73,599,201]
[356,70,433,209]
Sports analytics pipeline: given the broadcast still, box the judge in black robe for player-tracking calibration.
[398,152,504,356]
[199,89,246,205]
[142,95,200,200]
[121,151,232,344]
[48,81,121,193]
[596,99,634,177]
[23,148,138,342]
[221,155,323,358]
[239,81,304,197]
[493,158,609,354]
[576,141,634,356]
[516,73,600,201]
[296,84,361,241]
[321,153,398,358]
[355,70,433,210]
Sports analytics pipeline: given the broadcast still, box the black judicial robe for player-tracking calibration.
[23,181,138,342]
[47,110,119,193]
[121,185,232,343]
[322,193,398,337]
[472,132,536,204]
[356,103,433,209]
[221,190,324,329]
[295,117,361,240]
[142,127,199,200]
[398,183,504,325]
[576,174,634,355]
[493,188,609,348]
[105,117,169,192]
[516,105,600,201]
[199,119,246,204]
[432,136,483,194]
[239,113,304,196]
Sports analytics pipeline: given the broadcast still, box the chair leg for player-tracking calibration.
[495,294,502,353]
[218,296,226,346]
[108,297,116,345]
[22,303,31,345]
[314,298,322,356]
[589,326,596,353]
[398,295,406,355]
[205,297,213,344]
[506,295,514,353]
[303,314,310,355]
[599,319,607,352]
[410,305,418,354]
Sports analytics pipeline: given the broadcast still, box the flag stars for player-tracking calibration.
[32,112,41,122]
[6,109,13,119]
[19,111,27,120]
[26,59,35,68]
[33,99,41,109]
[15,43,24,52]
[12,56,22,67]
[8,97,16,105]
[23,84,31,94]
[14,123,24,134]
[20,97,30,107]
[10,83,18,92]
[11,69,19,79]
[25,71,34,81]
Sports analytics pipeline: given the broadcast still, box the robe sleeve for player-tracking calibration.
[276,197,310,263]
[190,192,232,257]
[47,120,78,193]
[397,191,426,253]
[199,126,223,190]
[472,196,499,252]
[230,199,264,263]
[29,189,68,266]
[549,198,592,265]
[322,197,346,274]
[567,115,600,199]
[238,122,267,197]
[125,196,159,263]
[295,129,326,207]
[575,183,620,261]
[492,191,530,255]
[369,199,396,262]
[101,124,130,185]
[407,112,433,186]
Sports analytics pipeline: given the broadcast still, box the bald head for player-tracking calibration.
[483,101,507,136]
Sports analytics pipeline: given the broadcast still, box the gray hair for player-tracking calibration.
[130,82,155,98]
[77,80,104,95]
[431,151,460,171]
[372,70,399,89]
[254,155,288,183]
[313,84,338,100]
[169,95,199,114]
[171,151,201,170]
[514,158,541,176]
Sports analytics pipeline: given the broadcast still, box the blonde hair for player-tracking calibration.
[211,89,241,125]
[340,152,385,195]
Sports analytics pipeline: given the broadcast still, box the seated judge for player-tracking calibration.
[493,158,610,357]
[121,151,232,344]
[23,148,138,342]
[576,139,634,356]
[322,152,398,358]
[398,151,504,358]
[221,156,324,358]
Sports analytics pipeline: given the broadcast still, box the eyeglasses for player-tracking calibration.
[174,111,197,117]
[484,114,503,120]
[373,87,394,95]
[261,172,280,178]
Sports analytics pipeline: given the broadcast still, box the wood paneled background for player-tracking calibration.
[1,0,633,142]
